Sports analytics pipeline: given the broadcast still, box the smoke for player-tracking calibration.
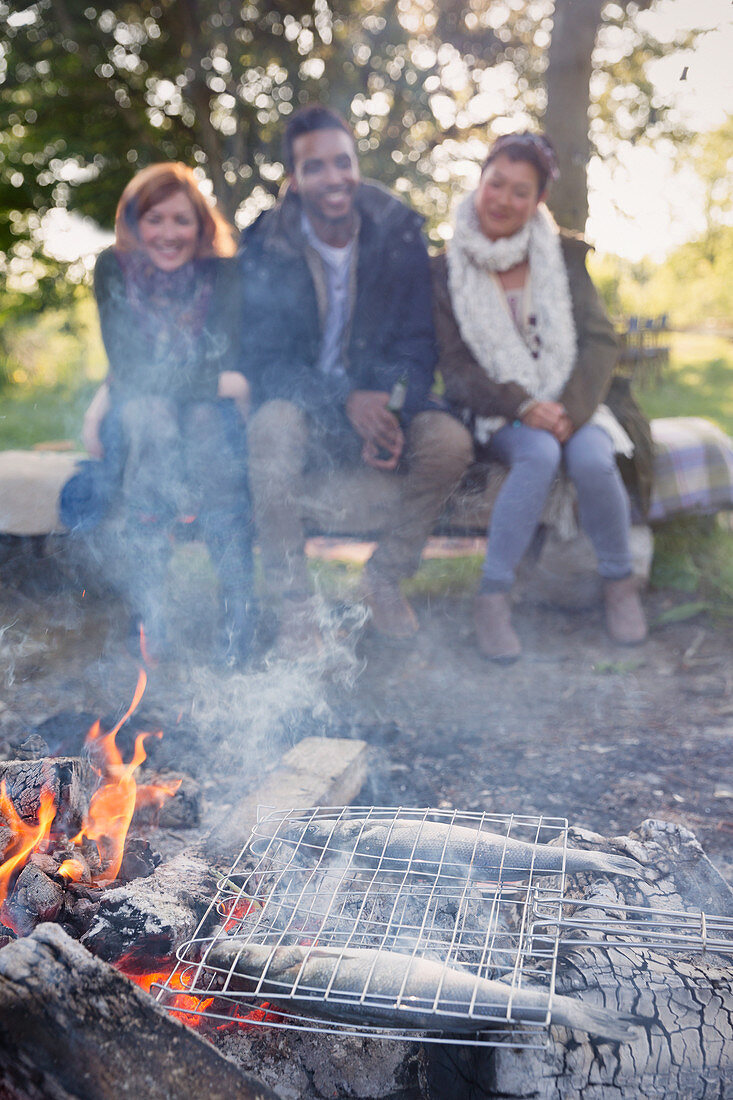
[184,594,369,777]
[0,619,24,691]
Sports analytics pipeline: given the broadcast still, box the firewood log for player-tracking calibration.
[425,820,733,1098]
[0,757,94,834]
[0,923,279,1100]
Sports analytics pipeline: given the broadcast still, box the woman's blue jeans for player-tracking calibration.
[481,421,632,591]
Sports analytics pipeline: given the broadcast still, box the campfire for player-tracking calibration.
[0,710,731,1100]
[0,666,277,1042]
[0,669,180,939]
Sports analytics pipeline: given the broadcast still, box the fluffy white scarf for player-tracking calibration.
[447,196,578,443]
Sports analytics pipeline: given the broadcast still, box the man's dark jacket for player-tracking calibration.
[238,180,437,425]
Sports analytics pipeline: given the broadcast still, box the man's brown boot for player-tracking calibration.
[474,592,521,662]
[363,566,418,639]
[604,576,647,645]
[274,595,323,660]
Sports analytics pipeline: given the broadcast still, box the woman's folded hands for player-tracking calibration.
[519,400,574,443]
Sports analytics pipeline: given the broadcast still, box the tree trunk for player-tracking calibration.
[545,0,605,232]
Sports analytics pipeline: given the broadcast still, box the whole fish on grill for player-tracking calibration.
[218,868,510,973]
[207,941,640,1042]
[277,817,643,880]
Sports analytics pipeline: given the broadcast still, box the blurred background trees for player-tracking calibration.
[0,1,701,275]
[0,0,730,400]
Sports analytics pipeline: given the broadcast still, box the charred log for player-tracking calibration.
[0,923,280,1100]
[424,819,733,1099]
[0,757,94,834]
[15,734,50,760]
[81,848,219,963]
[5,864,64,934]
[117,836,161,883]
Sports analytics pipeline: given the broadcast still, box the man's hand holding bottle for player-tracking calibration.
[345,377,407,470]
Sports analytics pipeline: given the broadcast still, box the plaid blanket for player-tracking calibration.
[647,416,733,522]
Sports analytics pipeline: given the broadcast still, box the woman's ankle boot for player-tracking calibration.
[474,592,521,662]
[604,576,647,645]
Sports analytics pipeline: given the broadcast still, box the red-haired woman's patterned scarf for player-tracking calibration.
[117,250,215,368]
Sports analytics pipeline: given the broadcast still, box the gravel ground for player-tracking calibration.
[343,589,733,887]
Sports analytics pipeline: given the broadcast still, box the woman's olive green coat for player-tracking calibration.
[431,232,654,514]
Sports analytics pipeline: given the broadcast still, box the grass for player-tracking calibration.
[650,514,733,609]
[634,333,733,437]
[0,382,97,450]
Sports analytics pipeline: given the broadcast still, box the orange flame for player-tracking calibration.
[0,668,182,932]
[134,776,182,815]
[0,783,57,912]
[74,670,160,885]
[139,626,158,669]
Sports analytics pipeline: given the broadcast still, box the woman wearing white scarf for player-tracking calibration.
[433,133,648,659]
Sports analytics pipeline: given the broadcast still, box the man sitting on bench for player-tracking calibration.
[240,105,472,656]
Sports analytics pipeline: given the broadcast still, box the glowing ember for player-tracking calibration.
[214,1002,283,1033]
[116,958,215,1027]
[220,896,258,933]
[115,954,283,1033]
[57,858,86,882]
[0,783,56,913]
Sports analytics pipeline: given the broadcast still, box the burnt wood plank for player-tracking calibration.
[202,735,371,863]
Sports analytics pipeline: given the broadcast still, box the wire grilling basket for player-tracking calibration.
[532,896,733,955]
[154,805,733,1046]
[154,806,570,1047]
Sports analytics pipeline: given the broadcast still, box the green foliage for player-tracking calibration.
[650,515,733,612]
[0,382,97,448]
[650,600,712,626]
[0,0,700,299]
[590,233,733,333]
[0,290,105,395]
[591,4,697,150]
[0,1,509,248]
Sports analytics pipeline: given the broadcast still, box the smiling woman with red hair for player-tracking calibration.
[67,162,255,666]
[113,162,235,259]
